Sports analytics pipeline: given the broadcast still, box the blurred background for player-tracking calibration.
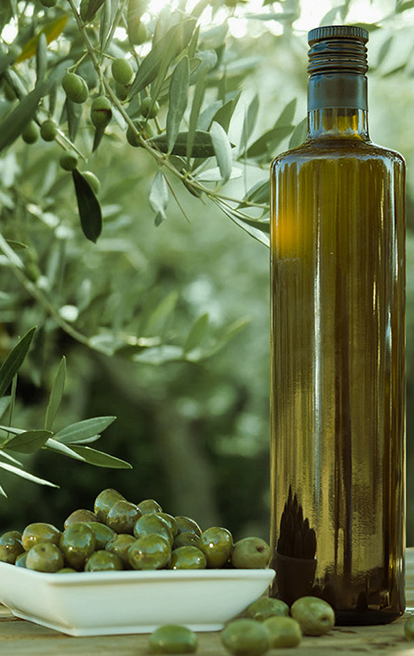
[1,0,414,545]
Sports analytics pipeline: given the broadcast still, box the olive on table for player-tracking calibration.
[157,513,178,537]
[137,499,163,515]
[64,509,99,528]
[149,624,198,654]
[15,552,27,568]
[173,516,202,549]
[290,596,335,636]
[87,521,115,550]
[263,616,302,648]
[244,597,289,621]
[221,618,270,656]
[0,533,24,564]
[133,513,173,546]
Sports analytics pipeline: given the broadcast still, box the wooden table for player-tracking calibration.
[2,551,414,656]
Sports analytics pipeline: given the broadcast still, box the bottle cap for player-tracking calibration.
[307,25,369,75]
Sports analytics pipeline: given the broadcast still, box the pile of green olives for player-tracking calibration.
[0,488,272,574]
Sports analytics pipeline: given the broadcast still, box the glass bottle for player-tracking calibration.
[269,25,405,625]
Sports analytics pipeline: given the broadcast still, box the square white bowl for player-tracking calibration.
[0,562,275,636]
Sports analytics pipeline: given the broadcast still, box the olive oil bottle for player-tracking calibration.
[270,26,405,624]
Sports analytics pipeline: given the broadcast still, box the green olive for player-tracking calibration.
[115,82,129,101]
[105,533,136,567]
[139,97,160,119]
[15,552,27,568]
[128,534,171,570]
[21,121,39,144]
[94,488,125,522]
[137,499,163,515]
[198,526,233,568]
[111,58,133,85]
[175,516,202,538]
[149,624,198,654]
[106,500,142,534]
[59,153,78,171]
[133,513,173,545]
[263,616,301,648]
[244,597,289,621]
[0,533,24,564]
[59,522,96,570]
[87,521,115,550]
[173,532,201,549]
[40,119,57,142]
[62,72,89,104]
[290,596,335,636]
[231,537,271,569]
[221,619,270,656]
[57,567,77,573]
[405,616,414,640]
[64,509,100,529]
[168,545,207,570]
[26,542,64,573]
[22,522,62,551]
[158,513,178,537]
[90,96,112,129]
[85,550,123,572]
[128,21,148,46]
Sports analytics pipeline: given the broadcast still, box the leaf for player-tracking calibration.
[149,171,169,224]
[184,313,209,353]
[211,94,240,134]
[80,0,106,21]
[0,78,52,153]
[129,19,196,96]
[0,327,36,399]
[288,117,307,149]
[0,397,11,420]
[0,461,58,488]
[244,125,294,160]
[396,0,414,11]
[243,179,270,205]
[150,130,217,158]
[4,430,52,454]
[54,416,116,444]
[36,32,47,83]
[69,446,132,469]
[72,169,103,243]
[44,438,87,461]
[15,15,68,64]
[187,68,207,163]
[214,200,269,248]
[241,94,259,149]
[45,356,66,431]
[63,97,83,144]
[166,56,190,153]
[132,344,184,365]
[210,121,232,183]
[274,98,297,127]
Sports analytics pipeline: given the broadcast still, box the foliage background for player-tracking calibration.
[1,0,414,545]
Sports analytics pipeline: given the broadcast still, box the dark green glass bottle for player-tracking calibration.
[270,26,405,625]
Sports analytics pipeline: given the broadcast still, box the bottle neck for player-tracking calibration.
[307,73,369,141]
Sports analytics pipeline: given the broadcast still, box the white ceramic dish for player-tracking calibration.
[0,562,275,637]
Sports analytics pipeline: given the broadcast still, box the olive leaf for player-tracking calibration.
[68,446,132,469]
[44,356,66,431]
[35,32,47,83]
[0,461,58,488]
[0,327,36,399]
[213,200,269,248]
[0,80,50,153]
[128,19,196,96]
[15,15,68,63]
[149,170,169,226]
[150,130,216,158]
[54,416,117,444]
[166,56,190,153]
[72,169,103,243]
[288,117,307,149]
[184,313,209,354]
[3,429,52,454]
[210,121,232,183]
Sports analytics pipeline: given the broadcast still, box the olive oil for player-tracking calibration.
[270,26,405,624]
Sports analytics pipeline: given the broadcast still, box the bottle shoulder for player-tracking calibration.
[271,138,405,170]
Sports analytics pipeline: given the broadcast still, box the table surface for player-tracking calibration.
[2,551,414,656]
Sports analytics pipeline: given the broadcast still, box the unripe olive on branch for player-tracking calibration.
[40,119,57,142]
[111,58,133,86]
[62,72,89,104]
[139,97,159,119]
[126,119,153,147]
[39,0,58,7]
[129,21,148,45]
[115,82,129,101]
[90,96,112,129]
[21,121,40,144]
[59,153,78,171]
